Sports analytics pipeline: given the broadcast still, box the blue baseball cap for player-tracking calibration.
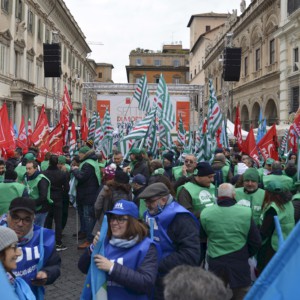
[132,174,147,186]
[106,200,139,219]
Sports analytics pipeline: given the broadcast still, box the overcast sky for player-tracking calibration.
[64,0,242,83]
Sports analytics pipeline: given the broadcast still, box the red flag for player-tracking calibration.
[10,121,16,149]
[27,118,33,147]
[49,123,63,155]
[69,120,77,155]
[215,127,222,148]
[234,104,243,151]
[288,124,298,153]
[31,105,50,161]
[293,106,300,136]
[257,124,279,160]
[0,103,15,151]
[242,127,260,165]
[62,85,73,112]
[81,104,88,141]
[202,118,207,133]
[60,104,69,145]
[16,117,28,152]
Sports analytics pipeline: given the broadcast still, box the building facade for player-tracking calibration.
[126,43,189,84]
[94,63,114,83]
[199,0,281,131]
[276,0,300,124]
[188,13,228,85]
[0,0,95,129]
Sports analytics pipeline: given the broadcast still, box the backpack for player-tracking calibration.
[214,169,223,188]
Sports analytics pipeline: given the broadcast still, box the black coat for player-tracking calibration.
[71,151,100,205]
[43,166,69,206]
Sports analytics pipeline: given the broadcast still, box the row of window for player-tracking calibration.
[135,76,182,84]
[136,58,181,67]
[1,0,84,74]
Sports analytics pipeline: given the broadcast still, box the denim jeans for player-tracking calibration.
[34,212,48,227]
[83,204,96,242]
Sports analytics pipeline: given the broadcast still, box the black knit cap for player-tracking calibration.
[196,162,215,177]
[114,170,129,184]
[163,151,174,163]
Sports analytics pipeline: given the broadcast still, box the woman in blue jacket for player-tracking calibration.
[78,200,158,300]
[0,226,35,300]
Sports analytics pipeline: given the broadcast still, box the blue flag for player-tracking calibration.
[245,220,300,300]
[256,108,263,143]
[80,216,108,300]
[0,262,19,299]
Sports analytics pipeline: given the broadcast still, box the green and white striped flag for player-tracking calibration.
[196,118,207,162]
[155,74,175,131]
[123,108,156,141]
[185,128,194,153]
[177,114,186,146]
[102,108,114,137]
[133,74,151,113]
[207,79,222,137]
[147,120,158,158]
[87,112,97,141]
[94,114,104,148]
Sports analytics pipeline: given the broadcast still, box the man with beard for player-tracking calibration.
[235,168,265,225]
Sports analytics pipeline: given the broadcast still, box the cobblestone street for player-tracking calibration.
[45,207,86,300]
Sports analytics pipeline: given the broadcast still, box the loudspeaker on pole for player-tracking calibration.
[223,47,242,82]
[43,43,62,78]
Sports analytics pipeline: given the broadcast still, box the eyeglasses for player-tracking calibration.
[184,160,195,164]
[109,215,129,224]
[10,213,33,225]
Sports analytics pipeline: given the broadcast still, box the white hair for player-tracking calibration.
[218,183,235,198]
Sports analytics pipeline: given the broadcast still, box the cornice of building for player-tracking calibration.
[187,12,228,27]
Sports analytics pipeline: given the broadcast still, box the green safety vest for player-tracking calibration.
[263,202,295,251]
[263,174,293,191]
[172,166,197,181]
[139,199,147,219]
[0,174,4,183]
[25,174,53,211]
[79,159,101,185]
[221,165,230,183]
[0,182,26,215]
[201,204,252,258]
[235,187,265,225]
[179,182,215,215]
[41,160,49,171]
[15,165,26,183]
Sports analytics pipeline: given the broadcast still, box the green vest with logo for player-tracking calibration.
[201,204,252,258]
[80,159,101,185]
[180,182,215,215]
[235,187,265,225]
[172,166,196,181]
[15,165,26,183]
[265,202,295,251]
[26,174,53,211]
[0,182,26,215]
[263,174,293,191]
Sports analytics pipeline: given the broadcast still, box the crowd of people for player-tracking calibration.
[0,140,298,299]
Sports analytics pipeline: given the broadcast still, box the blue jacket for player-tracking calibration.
[78,239,158,299]
[0,220,61,299]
